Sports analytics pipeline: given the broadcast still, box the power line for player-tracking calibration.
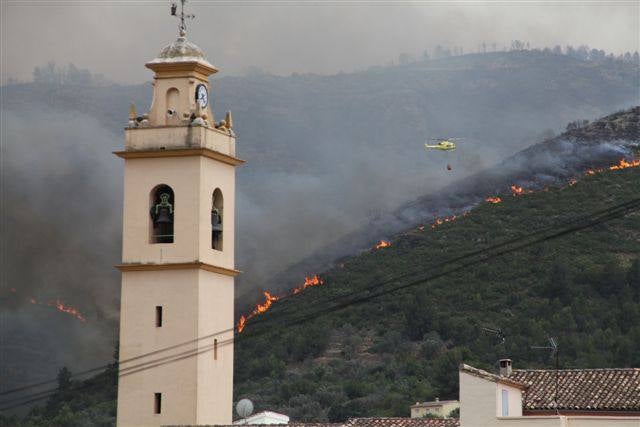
[1,196,638,411]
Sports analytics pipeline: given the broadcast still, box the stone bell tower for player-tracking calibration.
[115,9,242,426]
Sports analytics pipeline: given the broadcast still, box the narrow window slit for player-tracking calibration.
[154,393,162,414]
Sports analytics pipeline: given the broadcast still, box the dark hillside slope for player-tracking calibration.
[264,107,639,295]
[235,165,640,420]
[3,159,639,427]
[2,51,637,303]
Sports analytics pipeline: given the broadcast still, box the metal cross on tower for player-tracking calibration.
[170,0,195,37]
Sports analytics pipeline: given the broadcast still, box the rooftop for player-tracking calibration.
[509,368,640,412]
[345,418,459,427]
[205,418,459,427]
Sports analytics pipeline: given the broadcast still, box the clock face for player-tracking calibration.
[196,84,208,108]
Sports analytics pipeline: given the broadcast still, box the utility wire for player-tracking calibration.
[1,196,638,411]
[4,194,631,397]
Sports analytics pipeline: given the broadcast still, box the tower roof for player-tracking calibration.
[147,35,215,70]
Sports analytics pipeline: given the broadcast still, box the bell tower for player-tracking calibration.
[115,5,242,425]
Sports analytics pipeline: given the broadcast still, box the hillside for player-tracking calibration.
[3,159,638,426]
[234,163,640,420]
[3,51,637,396]
[262,107,639,295]
[1,52,639,424]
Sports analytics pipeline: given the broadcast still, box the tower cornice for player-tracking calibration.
[145,61,218,80]
[116,261,241,277]
[114,147,244,166]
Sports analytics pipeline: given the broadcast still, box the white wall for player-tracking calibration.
[460,371,501,427]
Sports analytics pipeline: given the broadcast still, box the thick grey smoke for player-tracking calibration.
[1,108,121,391]
[0,49,637,392]
[1,2,639,84]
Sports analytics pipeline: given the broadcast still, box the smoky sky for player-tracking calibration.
[1,1,639,84]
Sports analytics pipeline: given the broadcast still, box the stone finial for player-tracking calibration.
[225,111,233,130]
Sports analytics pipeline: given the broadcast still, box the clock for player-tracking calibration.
[195,84,208,108]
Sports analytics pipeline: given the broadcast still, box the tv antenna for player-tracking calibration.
[532,336,560,413]
[235,398,254,424]
[170,0,195,37]
[482,326,506,345]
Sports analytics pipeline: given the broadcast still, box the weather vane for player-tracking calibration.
[170,0,195,37]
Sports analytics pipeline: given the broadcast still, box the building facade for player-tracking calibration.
[459,362,640,427]
[115,28,242,427]
[411,399,460,419]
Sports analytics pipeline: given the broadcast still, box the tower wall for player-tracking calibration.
[117,269,199,427]
[116,33,241,426]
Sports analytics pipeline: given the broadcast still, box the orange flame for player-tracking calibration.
[374,240,392,249]
[609,158,640,170]
[293,275,324,294]
[237,276,324,332]
[510,185,532,196]
[583,158,639,177]
[53,300,87,322]
[28,297,86,322]
[431,214,461,229]
[237,315,247,333]
[486,196,502,204]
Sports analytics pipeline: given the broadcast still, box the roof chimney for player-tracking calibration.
[499,359,512,376]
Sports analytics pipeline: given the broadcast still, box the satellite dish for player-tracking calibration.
[236,398,254,419]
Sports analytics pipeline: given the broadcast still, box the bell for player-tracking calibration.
[155,210,173,224]
[211,209,222,232]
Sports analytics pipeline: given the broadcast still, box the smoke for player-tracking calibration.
[266,136,637,289]
[0,51,637,391]
[1,108,121,391]
[2,2,639,84]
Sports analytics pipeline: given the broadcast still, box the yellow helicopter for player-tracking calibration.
[424,138,463,171]
[424,138,461,151]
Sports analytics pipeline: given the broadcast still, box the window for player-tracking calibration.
[214,339,218,360]
[155,306,163,327]
[154,393,162,414]
[501,389,509,416]
[211,189,223,250]
[150,185,175,244]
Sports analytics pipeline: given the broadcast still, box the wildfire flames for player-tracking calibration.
[584,158,639,176]
[236,158,639,333]
[609,158,640,170]
[293,275,324,294]
[29,295,86,322]
[237,275,324,333]
[8,288,86,322]
[375,240,392,249]
[510,185,533,196]
[431,215,458,228]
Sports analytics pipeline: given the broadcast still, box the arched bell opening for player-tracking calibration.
[149,184,175,244]
[211,188,223,251]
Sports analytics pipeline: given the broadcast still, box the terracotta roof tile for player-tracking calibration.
[206,418,459,427]
[508,368,640,411]
[345,417,460,427]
